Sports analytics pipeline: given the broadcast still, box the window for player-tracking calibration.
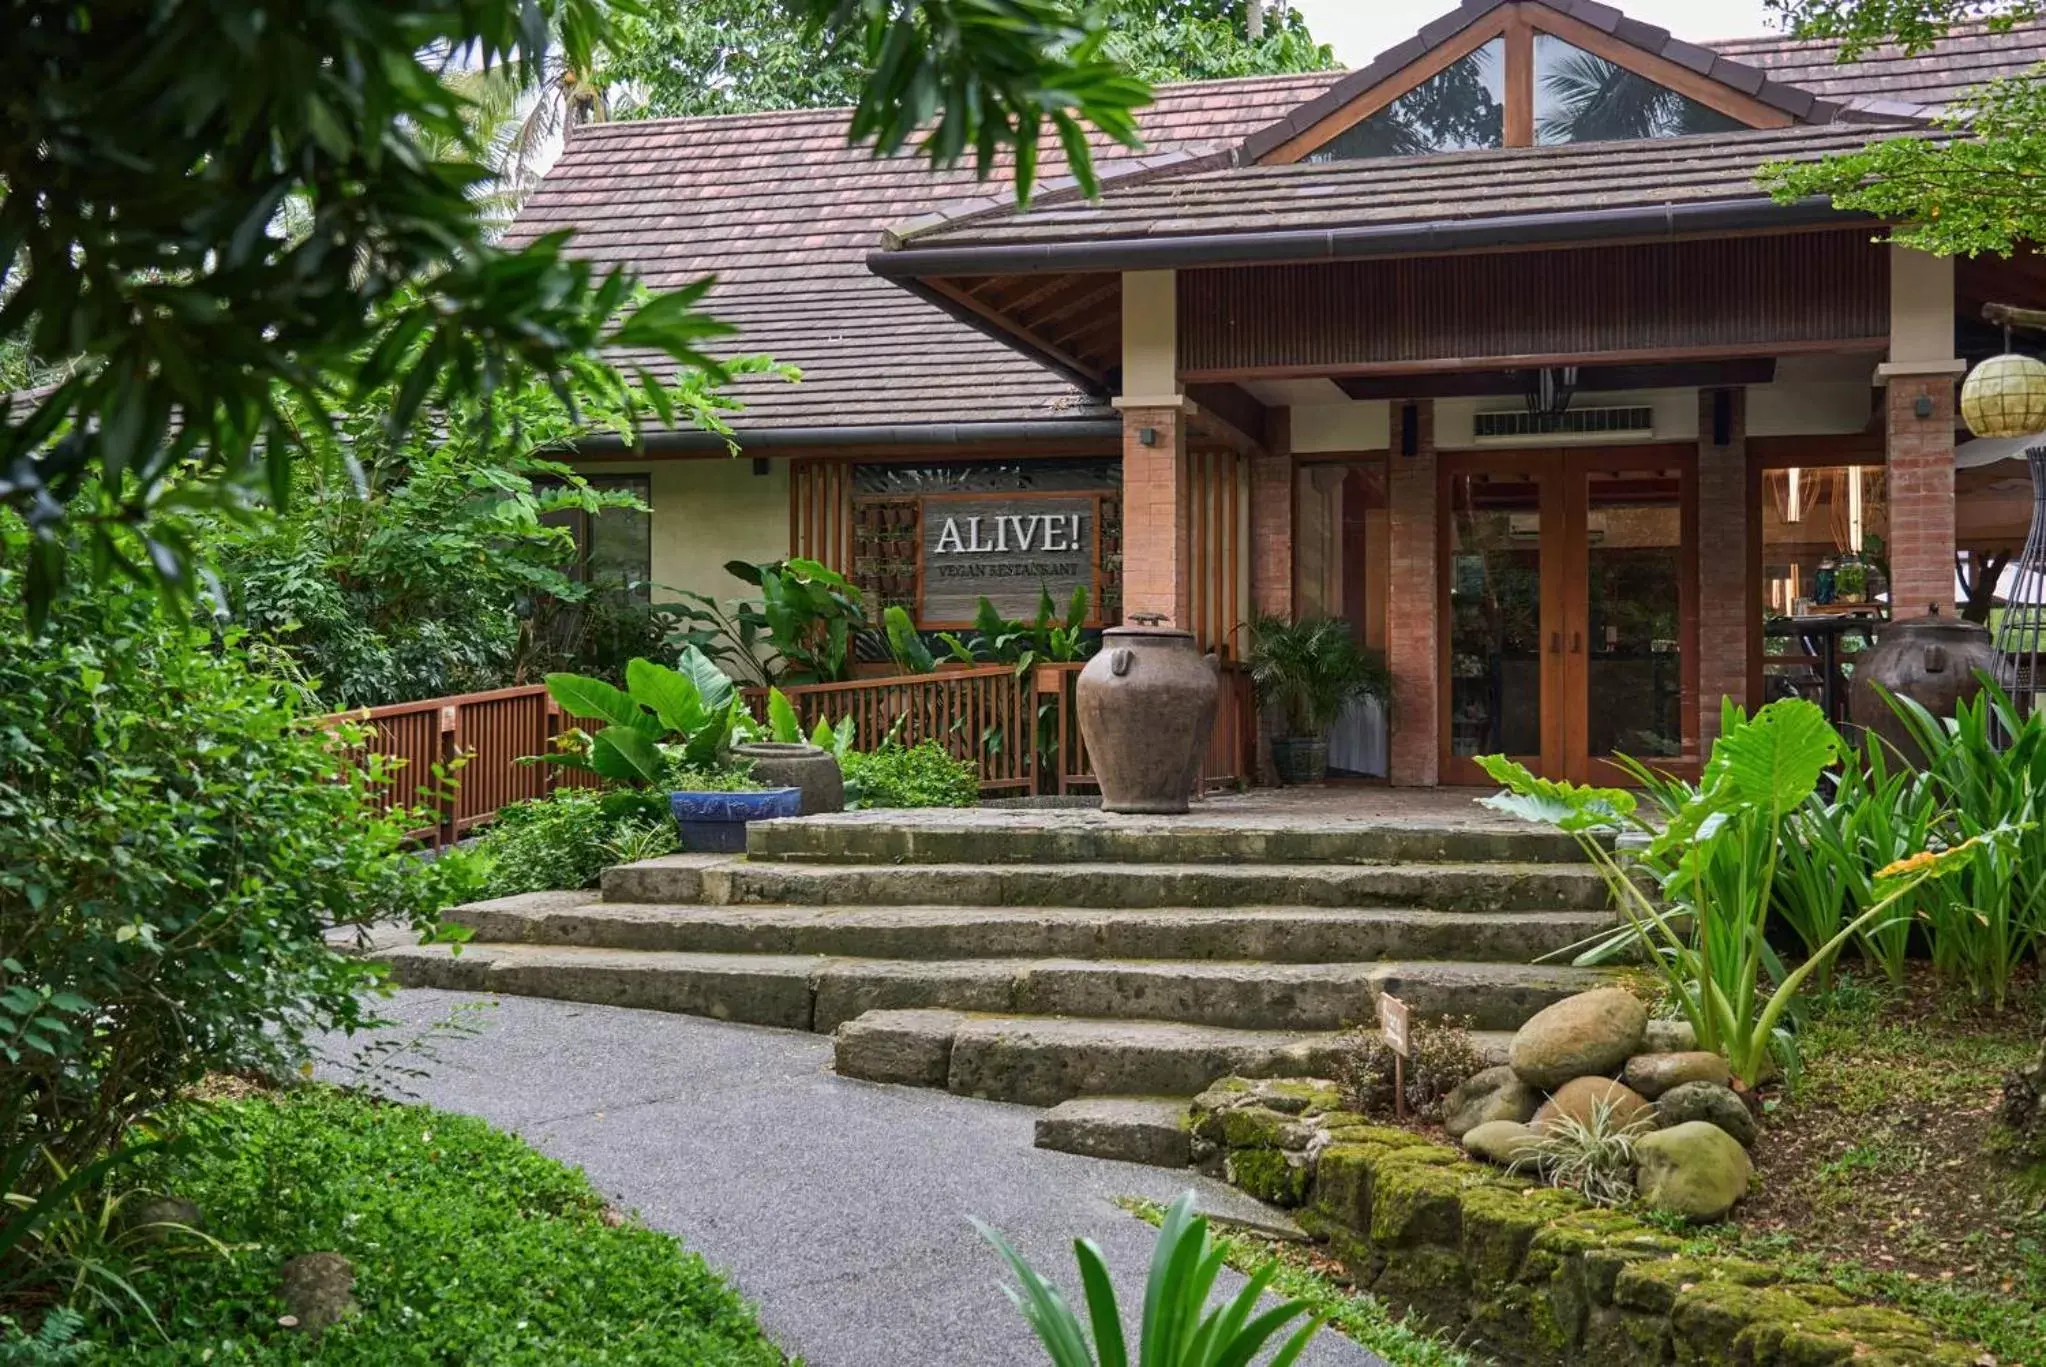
[543,474,652,602]
[1533,36,1743,144]
[1310,39,1506,161]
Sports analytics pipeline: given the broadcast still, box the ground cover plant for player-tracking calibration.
[96,1086,787,1364]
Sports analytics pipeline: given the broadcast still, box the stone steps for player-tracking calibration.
[445,892,1617,965]
[747,811,1590,867]
[382,940,1608,1035]
[603,857,1612,913]
[832,1007,1514,1108]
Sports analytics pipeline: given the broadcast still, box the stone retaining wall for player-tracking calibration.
[1193,1078,1982,1367]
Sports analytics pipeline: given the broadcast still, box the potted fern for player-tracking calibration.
[1248,614,1389,785]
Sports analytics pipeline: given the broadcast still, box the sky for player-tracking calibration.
[1289,0,1781,66]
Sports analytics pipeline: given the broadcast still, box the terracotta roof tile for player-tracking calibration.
[1709,20,2046,111]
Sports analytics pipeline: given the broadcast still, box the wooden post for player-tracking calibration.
[437,703,460,848]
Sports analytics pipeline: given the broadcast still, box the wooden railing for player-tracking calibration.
[313,684,593,844]
[1035,660,1254,796]
[745,664,1034,795]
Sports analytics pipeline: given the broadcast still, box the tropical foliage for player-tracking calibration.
[723,558,869,685]
[1481,698,2025,1086]
[977,1190,1322,1367]
[1761,0,2046,256]
[544,649,756,785]
[842,740,981,809]
[1247,614,1390,737]
[934,588,1097,674]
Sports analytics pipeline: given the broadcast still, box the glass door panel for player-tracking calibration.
[1446,463,1557,778]
[1579,466,1687,767]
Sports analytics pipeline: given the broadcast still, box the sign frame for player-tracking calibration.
[1379,991,1412,1120]
[912,488,1106,630]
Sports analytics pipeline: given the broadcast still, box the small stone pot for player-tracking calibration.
[1269,735,1328,786]
[1849,604,1995,764]
[1076,625,1219,814]
[733,741,845,815]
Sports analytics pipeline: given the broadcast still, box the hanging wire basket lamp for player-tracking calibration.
[1960,339,2046,715]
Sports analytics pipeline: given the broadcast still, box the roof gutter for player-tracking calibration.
[568,419,1123,457]
[870,196,1869,278]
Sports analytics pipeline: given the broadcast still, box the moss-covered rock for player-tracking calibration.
[1613,1256,1779,1316]
[1583,1302,1672,1366]
[1227,1146,1312,1207]
[1371,1245,1471,1331]
[1370,1156,1467,1248]
[1460,1185,1580,1287]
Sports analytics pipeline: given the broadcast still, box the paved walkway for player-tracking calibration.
[332,990,1389,1367]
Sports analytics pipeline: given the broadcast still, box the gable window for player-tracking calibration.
[1534,36,1744,144]
[1309,38,1505,161]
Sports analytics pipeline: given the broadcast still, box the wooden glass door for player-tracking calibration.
[1441,447,1697,785]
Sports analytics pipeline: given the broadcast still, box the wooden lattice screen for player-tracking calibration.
[1187,444,1248,659]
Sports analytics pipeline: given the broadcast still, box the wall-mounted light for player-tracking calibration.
[1138,426,1159,447]
[751,457,771,476]
[1914,395,1935,420]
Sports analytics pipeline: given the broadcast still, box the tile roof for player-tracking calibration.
[883,124,1900,254]
[1711,20,2046,113]
[508,73,1340,435]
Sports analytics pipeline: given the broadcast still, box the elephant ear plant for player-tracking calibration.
[1478,697,2022,1088]
[976,1191,1321,1367]
[545,646,756,784]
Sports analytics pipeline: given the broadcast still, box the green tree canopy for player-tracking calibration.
[1761,0,2046,256]
[604,0,1334,120]
[1,0,1151,624]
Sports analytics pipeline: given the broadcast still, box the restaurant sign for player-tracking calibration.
[920,494,1096,623]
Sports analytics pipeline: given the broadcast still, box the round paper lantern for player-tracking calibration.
[1961,352,2046,439]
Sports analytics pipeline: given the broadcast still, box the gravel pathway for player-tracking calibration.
[328,989,1391,1367]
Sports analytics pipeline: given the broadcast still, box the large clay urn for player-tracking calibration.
[1849,604,1995,763]
[1077,622,1219,814]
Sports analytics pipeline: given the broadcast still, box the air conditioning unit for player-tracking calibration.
[1472,406,1656,443]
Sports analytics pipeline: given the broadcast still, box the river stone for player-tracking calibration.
[1622,1050,1731,1100]
[1532,1076,1652,1135]
[1643,1018,1698,1053]
[1655,1081,1758,1148]
[1634,1121,1753,1222]
[1509,988,1649,1090]
[1442,1065,1541,1140]
[1462,1119,1540,1167]
[279,1252,358,1335]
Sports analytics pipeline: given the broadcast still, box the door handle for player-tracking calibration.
[1550,631,1561,655]
[1571,631,1583,654]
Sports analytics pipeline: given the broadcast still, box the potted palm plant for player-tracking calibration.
[1248,614,1389,785]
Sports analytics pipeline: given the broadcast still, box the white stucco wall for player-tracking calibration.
[576,455,790,605]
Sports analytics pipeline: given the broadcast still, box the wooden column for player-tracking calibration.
[1697,388,1751,747]
[1387,401,1437,787]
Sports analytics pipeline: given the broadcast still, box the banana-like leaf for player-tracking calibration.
[1476,754,1638,832]
[678,644,735,715]
[626,658,704,735]
[683,698,740,769]
[1700,696,1842,822]
[768,688,802,743]
[546,672,639,727]
[591,726,663,784]
[885,604,937,674]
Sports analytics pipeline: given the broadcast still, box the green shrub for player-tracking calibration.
[0,553,449,1281]
[114,1089,782,1364]
[843,741,978,809]
[468,788,669,899]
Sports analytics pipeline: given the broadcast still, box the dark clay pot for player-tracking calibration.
[1076,625,1219,814]
[732,741,845,816]
[1269,735,1328,786]
[1849,604,1995,764]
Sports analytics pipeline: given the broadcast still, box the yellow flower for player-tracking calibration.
[1877,850,1939,879]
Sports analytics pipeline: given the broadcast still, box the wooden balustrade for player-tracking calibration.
[744,664,1034,795]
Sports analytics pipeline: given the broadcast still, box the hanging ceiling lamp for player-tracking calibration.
[1961,350,2046,440]
[1964,337,2046,720]
[1522,366,1579,433]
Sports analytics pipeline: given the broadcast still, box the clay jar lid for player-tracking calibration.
[1104,620,1196,646]
[1879,602,1990,644]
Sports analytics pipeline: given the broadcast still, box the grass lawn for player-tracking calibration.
[1669,966,2046,1366]
[100,1087,790,1365]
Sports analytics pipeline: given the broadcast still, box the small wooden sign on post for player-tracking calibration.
[1380,993,1412,1120]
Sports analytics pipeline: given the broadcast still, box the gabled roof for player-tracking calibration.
[508,73,1340,440]
[1712,19,2046,113]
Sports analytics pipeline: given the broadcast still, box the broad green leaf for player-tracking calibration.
[682,699,739,769]
[626,658,704,735]
[768,688,802,743]
[546,673,640,728]
[1701,697,1842,822]
[1475,755,1637,832]
[678,645,736,715]
[590,726,664,784]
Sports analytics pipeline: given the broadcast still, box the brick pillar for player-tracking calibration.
[1387,401,1438,787]
[1885,375,1959,620]
[1119,402,1193,627]
[1697,388,1751,748]
[1249,409,1294,620]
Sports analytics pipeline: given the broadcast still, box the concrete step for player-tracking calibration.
[382,940,1610,1033]
[650,859,1612,913]
[446,893,1619,965]
[834,1008,1514,1107]
[747,811,1590,867]
[1034,1096,1193,1168]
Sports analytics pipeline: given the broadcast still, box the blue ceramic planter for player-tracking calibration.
[669,787,802,853]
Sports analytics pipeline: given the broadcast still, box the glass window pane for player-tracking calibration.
[1294,460,1391,776]
[1311,39,1505,161]
[1585,468,1684,759]
[1448,468,1545,758]
[1534,35,1744,144]
[584,475,652,603]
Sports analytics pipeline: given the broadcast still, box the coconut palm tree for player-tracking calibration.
[1537,49,1741,144]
